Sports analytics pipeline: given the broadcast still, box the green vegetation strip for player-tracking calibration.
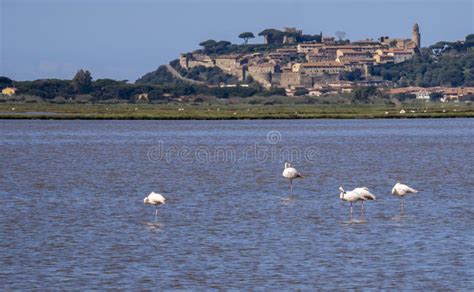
[0,103,472,120]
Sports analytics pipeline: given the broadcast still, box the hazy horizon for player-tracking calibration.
[1,0,473,82]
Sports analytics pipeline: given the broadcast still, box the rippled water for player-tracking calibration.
[1,119,473,290]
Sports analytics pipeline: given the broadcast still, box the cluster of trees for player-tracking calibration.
[259,87,286,96]
[197,40,283,56]
[371,34,474,87]
[392,92,416,101]
[1,70,177,102]
[12,79,72,100]
[339,69,363,81]
[258,29,285,44]
[430,34,474,55]
[71,69,93,93]
[209,86,260,99]
[197,28,325,55]
[351,86,385,103]
[0,76,14,88]
[198,40,233,55]
[1,70,95,100]
[1,68,269,102]
[257,29,321,44]
[2,70,429,104]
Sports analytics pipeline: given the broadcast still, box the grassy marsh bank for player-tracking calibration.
[0,102,472,120]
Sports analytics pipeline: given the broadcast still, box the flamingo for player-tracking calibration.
[392,183,418,215]
[144,192,166,221]
[282,162,303,196]
[339,187,376,219]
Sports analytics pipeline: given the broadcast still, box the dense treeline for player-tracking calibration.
[257,28,322,44]
[199,28,322,54]
[197,41,285,56]
[339,69,363,81]
[6,71,459,104]
[1,71,387,104]
[371,34,474,87]
[1,69,265,103]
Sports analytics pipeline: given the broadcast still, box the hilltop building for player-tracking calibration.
[214,54,248,80]
[292,62,345,76]
[1,87,17,96]
[379,23,420,51]
[179,53,214,69]
[412,23,421,49]
[282,27,303,44]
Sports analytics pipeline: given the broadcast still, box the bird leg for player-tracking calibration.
[350,202,353,220]
[361,201,365,219]
[290,179,293,196]
[400,197,405,216]
[155,207,158,222]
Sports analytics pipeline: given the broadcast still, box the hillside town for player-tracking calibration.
[1,24,473,104]
[178,24,423,96]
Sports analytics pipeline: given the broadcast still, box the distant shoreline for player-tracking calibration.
[1,114,473,120]
[0,103,472,120]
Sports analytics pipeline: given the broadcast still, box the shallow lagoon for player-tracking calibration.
[1,119,473,289]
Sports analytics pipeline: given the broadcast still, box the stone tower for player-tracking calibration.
[412,23,421,49]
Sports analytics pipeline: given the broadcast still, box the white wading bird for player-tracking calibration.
[339,187,376,219]
[282,162,303,196]
[144,192,166,221]
[392,183,418,214]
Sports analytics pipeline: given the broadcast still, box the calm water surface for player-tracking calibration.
[1,119,473,290]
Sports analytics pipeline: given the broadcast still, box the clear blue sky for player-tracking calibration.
[1,0,472,82]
